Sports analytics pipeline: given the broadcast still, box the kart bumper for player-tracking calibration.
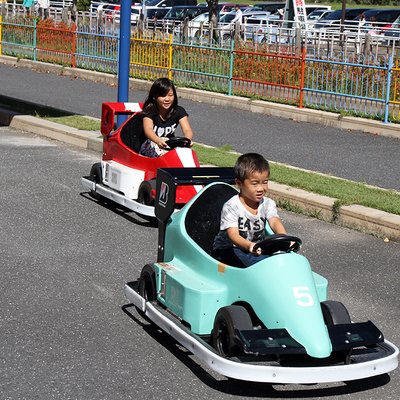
[124,281,398,384]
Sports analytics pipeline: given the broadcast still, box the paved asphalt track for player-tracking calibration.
[1,127,399,400]
[0,63,399,191]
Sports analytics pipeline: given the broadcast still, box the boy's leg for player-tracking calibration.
[212,248,246,268]
[233,247,269,267]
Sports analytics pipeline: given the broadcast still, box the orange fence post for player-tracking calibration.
[298,46,306,109]
[71,23,76,68]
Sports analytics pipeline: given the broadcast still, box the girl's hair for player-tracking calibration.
[142,78,178,118]
[234,153,270,182]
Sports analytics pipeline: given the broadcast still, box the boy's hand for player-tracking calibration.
[249,242,262,256]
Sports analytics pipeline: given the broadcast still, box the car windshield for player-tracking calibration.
[145,0,162,6]
[319,9,342,21]
[165,8,186,19]
[192,12,209,22]
[220,12,236,23]
[308,10,329,20]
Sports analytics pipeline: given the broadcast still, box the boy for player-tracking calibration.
[212,153,287,267]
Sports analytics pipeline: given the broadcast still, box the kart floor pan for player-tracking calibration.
[81,176,155,217]
[124,282,399,384]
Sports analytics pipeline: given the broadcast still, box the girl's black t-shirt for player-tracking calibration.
[144,106,188,138]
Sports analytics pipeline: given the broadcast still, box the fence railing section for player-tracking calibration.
[0,16,399,123]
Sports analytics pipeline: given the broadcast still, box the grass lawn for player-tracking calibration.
[193,144,400,216]
[42,114,400,217]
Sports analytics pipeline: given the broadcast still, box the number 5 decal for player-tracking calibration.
[292,286,315,307]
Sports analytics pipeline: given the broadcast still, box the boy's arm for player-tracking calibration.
[268,216,287,235]
[226,227,256,253]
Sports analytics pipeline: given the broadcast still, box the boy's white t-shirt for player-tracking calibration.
[213,194,279,250]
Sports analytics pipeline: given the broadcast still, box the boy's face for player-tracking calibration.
[236,170,269,205]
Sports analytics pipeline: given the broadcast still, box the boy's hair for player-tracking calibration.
[234,153,270,182]
[143,77,178,117]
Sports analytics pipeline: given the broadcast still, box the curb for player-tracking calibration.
[1,108,399,242]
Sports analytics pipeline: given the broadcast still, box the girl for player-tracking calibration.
[139,78,194,157]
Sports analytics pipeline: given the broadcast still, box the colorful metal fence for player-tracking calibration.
[0,17,399,124]
[304,56,391,121]
[390,58,400,123]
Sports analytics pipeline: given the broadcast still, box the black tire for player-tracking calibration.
[212,305,253,357]
[89,162,102,200]
[321,300,352,362]
[137,264,157,321]
[137,180,156,207]
[321,300,351,325]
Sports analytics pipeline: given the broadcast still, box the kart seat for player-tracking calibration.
[120,113,145,153]
[185,183,237,256]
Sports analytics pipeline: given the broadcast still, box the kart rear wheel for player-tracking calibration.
[137,264,157,322]
[321,300,351,325]
[89,162,102,200]
[212,305,252,357]
[138,180,156,207]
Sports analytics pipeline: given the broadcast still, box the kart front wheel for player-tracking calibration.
[212,305,252,357]
[321,300,351,325]
[321,301,352,363]
[137,264,157,322]
[89,163,102,200]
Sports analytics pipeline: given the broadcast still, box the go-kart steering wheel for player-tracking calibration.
[166,136,192,149]
[253,234,302,256]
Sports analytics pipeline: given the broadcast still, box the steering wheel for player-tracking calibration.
[166,136,192,149]
[253,234,302,256]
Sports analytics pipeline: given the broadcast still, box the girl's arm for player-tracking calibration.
[143,116,168,149]
[179,116,194,140]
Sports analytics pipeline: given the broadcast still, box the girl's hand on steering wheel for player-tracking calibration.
[157,138,169,149]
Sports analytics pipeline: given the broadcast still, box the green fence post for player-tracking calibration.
[384,55,393,124]
[0,16,3,56]
[33,19,37,62]
[228,38,234,96]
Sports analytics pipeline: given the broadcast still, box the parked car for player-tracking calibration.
[132,0,197,19]
[314,8,371,30]
[352,8,400,32]
[246,2,285,15]
[219,10,281,40]
[101,4,141,24]
[304,4,331,16]
[163,5,209,22]
[244,15,282,43]
[155,5,209,31]
[384,15,400,43]
[307,9,333,27]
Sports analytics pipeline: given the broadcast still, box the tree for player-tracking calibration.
[206,0,219,42]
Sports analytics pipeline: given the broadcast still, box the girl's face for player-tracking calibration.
[156,88,174,113]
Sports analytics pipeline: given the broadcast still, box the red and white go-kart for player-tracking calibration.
[81,102,201,217]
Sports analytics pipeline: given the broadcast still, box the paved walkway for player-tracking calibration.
[0,57,399,192]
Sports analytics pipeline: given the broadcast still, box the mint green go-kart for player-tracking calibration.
[124,168,398,384]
